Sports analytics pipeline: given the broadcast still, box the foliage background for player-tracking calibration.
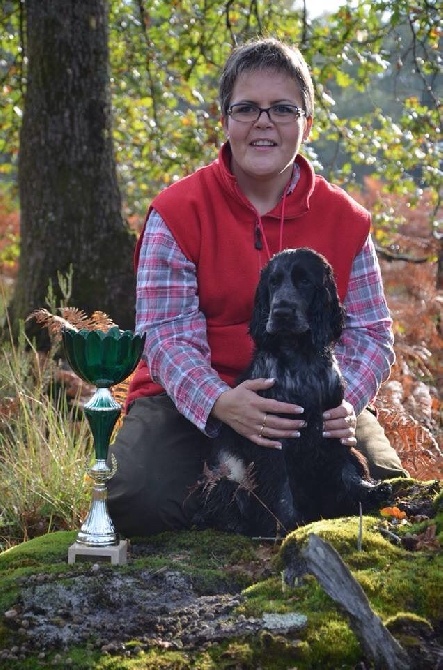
[0,1,441,216]
[105,0,442,224]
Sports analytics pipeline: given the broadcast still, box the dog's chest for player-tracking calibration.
[250,351,343,409]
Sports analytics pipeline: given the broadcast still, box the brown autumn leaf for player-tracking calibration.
[414,524,440,552]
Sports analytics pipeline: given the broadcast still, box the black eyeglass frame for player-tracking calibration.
[227,103,306,124]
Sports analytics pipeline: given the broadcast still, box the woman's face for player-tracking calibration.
[223,68,312,186]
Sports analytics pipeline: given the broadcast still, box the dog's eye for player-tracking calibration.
[295,277,312,287]
[269,272,282,287]
[292,268,313,287]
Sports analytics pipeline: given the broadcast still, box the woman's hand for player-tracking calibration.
[211,381,356,449]
[323,400,357,446]
[211,378,305,449]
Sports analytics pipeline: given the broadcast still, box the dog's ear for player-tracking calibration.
[249,264,271,345]
[310,263,345,350]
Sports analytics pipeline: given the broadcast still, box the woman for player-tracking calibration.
[107,38,406,537]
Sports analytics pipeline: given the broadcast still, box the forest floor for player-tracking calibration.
[1,478,442,670]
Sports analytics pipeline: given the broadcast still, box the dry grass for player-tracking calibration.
[0,322,92,550]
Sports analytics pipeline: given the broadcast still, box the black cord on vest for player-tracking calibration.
[254,224,263,250]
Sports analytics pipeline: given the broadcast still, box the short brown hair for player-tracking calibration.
[219,38,315,118]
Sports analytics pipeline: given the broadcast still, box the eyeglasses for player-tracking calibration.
[227,103,306,124]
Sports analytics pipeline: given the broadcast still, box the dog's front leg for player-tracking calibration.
[246,454,300,537]
[191,475,251,535]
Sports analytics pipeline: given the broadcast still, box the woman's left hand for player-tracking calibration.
[322,400,357,447]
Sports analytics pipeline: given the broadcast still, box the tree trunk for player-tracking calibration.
[436,233,443,290]
[10,0,136,341]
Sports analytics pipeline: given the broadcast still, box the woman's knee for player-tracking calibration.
[356,408,408,480]
[106,396,208,536]
[107,469,200,536]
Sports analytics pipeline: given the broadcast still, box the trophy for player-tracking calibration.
[62,326,145,564]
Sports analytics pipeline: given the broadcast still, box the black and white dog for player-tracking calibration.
[192,248,391,537]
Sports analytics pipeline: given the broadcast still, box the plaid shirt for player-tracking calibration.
[136,211,394,435]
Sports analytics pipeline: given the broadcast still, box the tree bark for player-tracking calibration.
[10,0,136,340]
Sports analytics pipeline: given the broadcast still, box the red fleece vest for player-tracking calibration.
[127,144,370,405]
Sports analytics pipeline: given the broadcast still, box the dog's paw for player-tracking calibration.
[374,480,392,498]
[190,510,211,530]
[364,481,392,508]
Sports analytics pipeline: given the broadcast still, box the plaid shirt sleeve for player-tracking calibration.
[135,209,228,436]
[335,234,395,415]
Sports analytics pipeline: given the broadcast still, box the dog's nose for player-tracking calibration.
[272,303,294,319]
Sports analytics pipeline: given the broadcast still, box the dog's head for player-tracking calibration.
[249,248,345,351]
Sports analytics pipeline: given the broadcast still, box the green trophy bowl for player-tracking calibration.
[62,327,145,547]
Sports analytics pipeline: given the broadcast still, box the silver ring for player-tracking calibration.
[259,413,268,438]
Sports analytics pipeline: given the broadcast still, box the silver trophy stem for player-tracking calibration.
[76,458,118,546]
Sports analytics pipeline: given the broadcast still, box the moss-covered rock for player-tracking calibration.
[0,480,441,669]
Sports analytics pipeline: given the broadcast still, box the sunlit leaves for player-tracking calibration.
[0,0,441,228]
[0,2,22,173]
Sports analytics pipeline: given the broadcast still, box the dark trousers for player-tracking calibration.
[106,394,407,538]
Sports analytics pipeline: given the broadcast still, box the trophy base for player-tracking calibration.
[67,539,128,565]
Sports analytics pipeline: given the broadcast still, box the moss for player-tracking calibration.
[98,649,192,668]
[0,621,15,648]
[1,648,191,669]
[0,496,442,669]
[198,633,307,670]
[252,631,306,668]
[0,531,78,612]
[277,516,443,622]
[385,611,434,633]
[131,529,260,568]
[0,530,76,569]
[210,639,255,666]
[303,617,362,669]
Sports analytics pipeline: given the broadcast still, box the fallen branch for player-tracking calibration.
[375,245,430,264]
[301,534,411,670]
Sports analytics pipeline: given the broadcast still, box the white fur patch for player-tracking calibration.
[219,451,247,483]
